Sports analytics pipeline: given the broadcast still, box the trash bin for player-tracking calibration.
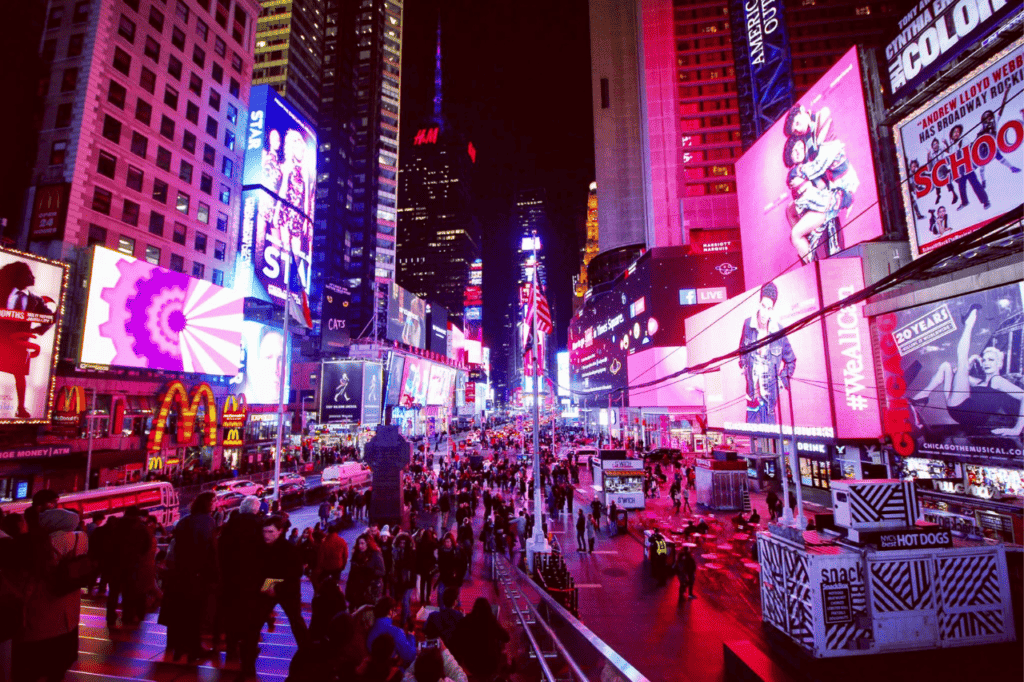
[615,509,628,535]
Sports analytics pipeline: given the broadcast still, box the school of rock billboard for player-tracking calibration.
[0,248,67,423]
[876,281,1024,467]
[237,85,316,305]
[736,47,884,287]
[893,41,1024,258]
[685,259,881,440]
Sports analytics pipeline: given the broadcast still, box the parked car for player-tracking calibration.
[643,448,682,463]
[274,472,306,489]
[260,482,306,506]
[213,479,264,496]
[214,490,245,512]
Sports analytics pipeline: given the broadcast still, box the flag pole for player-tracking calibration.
[272,249,291,504]
[528,230,548,570]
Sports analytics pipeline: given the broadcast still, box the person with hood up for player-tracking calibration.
[13,508,88,682]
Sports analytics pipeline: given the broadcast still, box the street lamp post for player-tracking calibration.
[84,389,97,491]
[527,233,549,570]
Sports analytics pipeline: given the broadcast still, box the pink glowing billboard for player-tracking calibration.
[399,356,429,407]
[685,265,831,437]
[626,347,703,409]
[736,46,883,288]
[81,247,244,375]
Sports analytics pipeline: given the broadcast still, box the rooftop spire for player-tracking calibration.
[432,12,443,123]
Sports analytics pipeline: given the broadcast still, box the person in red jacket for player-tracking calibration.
[313,523,349,592]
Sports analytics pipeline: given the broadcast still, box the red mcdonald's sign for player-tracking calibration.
[222,393,247,447]
[52,384,86,427]
[147,381,219,453]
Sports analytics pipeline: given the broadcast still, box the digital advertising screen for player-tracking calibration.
[384,354,405,407]
[428,305,449,355]
[386,283,427,349]
[426,362,446,406]
[229,321,292,404]
[319,360,364,424]
[362,362,383,425]
[449,324,464,362]
[236,187,313,305]
[320,281,350,351]
[626,346,704,409]
[557,351,570,398]
[82,246,243,375]
[736,46,883,288]
[400,356,429,407]
[0,247,67,423]
[894,41,1024,259]
[684,264,832,437]
[876,281,1024,467]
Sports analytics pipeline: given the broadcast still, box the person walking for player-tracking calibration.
[257,516,308,650]
[313,523,349,592]
[217,495,264,662]
[674,546,697,600]
[766,489,780,522]
[575,510,587,552]
[390,532,417,627]
[585,512,598,553]
[415,529,439,606]
[347,534,385,610]
[682,486,692,514]
[436,534,466,608]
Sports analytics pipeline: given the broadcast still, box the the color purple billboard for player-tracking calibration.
[238,85,316,305]
[876,281,1024,466]
[894,42,1024,258]
[685,258,881,440]
[81,246,244,375]
[736,47,883,288]
[0,247,67,423]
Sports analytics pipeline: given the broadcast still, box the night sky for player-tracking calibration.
[400,0,594,370]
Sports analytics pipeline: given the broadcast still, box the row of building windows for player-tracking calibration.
[87,222,225,283]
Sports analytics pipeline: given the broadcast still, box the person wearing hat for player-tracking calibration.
[738,282,796,425]
[13,508,88,682]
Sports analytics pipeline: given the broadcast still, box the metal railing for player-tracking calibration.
[491,553,650,682]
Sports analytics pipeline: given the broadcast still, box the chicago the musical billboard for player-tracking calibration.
[0,248,67,423]
[81,246,243,375]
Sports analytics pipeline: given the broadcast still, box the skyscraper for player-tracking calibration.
[252,0,324,126]
[24,0,260,357]
[396,23,479,329]
[316,0,403,340]
[514,188,549,290]
[573,181,599,309]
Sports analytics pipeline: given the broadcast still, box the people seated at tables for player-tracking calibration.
[681,520,697,537]
[694,518,709,535]
[748,509,761,525]
[732,512,748,526]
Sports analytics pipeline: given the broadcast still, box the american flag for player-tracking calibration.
[525,282,553,335]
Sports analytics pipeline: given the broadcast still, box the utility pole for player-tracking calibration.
[84,389,97,491]
[271,252,291,504]
[527,232,549,569]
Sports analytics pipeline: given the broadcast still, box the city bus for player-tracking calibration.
[0,481,180,527]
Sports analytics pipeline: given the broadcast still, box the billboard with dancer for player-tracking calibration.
[877,282,1024,466]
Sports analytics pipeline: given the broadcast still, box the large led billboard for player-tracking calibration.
[384,354,406,407]
[736,47,883,288]
[238,84,316,305]
[82,247,243,375]
[400,356,429,407]
[876,281,1023,466]
[0,248,67,422]
[362,362,383,425]
[894,41,1024,259]
[319,360,364,424]
[428,305,448,355]
[320,281,350,351]
[386,283,427,349]
[230,321,292,404]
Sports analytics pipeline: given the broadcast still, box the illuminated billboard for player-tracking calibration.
[736,47,883,288]
[386,283,427,349]
[319,360,364,424]
[400,356,430,407]
[894,42,1024,259]
[82,247,243,375]
[428,305,448,355]
[229,320,292,404]
[876,281,1023,465]
[320,281,350,351]
[0,247,67,423]
[362,361,383,425]
[685,259,880,439]
[384,354,405,407]
[427,364,456,406]
[238,84,316,305]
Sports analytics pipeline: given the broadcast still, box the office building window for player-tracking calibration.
[192,262,205,279]
[131,131,149,158]
[135,98,152,125]
[214,239,226,261]
[211,62,223,85]
[145,244,161,265]
[160,116,175,140]
[212,268,223,286]
[173,221,187,245]
[218,184,230,204]
[196,19,209,41]
[228,78,239,98]
[179,160,193,183]
[171,27,186,51]
[60,68,77,92]
[203,144,216,165]
[169,254,184,272]
[224,129,235,150]
[73,1,90,23]
[186,101,199,123]
[50,140,68,165]
[140,67,156,93]
[194,232,207,253]
[205,116,218,137]
[148,211,165,236]
[197,202,210,224]
[208,89,221,110]
[183,131,197,154]
[176,192,190,215]
[156,146,172,170]
[200,173,212,194]
[48,6,64,29]
[97,151,117,178]
[108,80,127,108]
[149,7,164,31]
[144,36,161,62]
[189,73,203,96]
[55,103,73,128]
[119,15,136,42]
[221,156,233,178]
[88,224,107,247]
[153,178,168,203]
[102,115,121,143]
[67,34,84,57]
[193,46,205,68]
[226,103,237,124]
[122,200,140,226]
[214,36,226,57]
[175,0,190,23]
[92,187,113,214]
[216,212,228,232]
[164,86,179,110]
[117,235,136,255]
[113,47,131,75]
[126,165,144,191]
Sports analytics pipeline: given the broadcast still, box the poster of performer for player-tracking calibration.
[240,85,317,304]
[895,42,1024,258]
[684,265,831,436]
[877,282,1024,466]
[0,248,66,422]
[736,46,883,287]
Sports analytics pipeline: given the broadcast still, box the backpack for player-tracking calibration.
[49,534,96,596]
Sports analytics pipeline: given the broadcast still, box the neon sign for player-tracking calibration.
[147,381,219,454]
[52,385,86,427]
[467,142,476,163]
[414,128,440,145]
[222,393,248,447]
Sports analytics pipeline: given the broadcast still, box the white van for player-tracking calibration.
[321,462,372,490]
